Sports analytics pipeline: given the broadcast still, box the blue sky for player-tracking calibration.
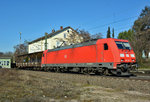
[0,0,150,52]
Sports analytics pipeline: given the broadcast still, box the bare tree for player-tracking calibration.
[0,52,4,57]
[14,41,28,62]
[55,28,104,48]
[0,51,13,57]
[55,29,91,47]
[77,29,91,42]
[91,33,103,40]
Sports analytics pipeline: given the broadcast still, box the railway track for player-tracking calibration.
[19,68,150,82]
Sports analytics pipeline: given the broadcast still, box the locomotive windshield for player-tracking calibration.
[115,41,131,50]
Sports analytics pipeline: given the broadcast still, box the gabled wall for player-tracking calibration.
[28,28,73,53]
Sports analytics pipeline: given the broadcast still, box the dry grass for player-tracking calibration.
[0,69,150,102]
[0,69,81,102]
[0,68,20,80]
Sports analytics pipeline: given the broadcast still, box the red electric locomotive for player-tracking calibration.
[41,38,137,76]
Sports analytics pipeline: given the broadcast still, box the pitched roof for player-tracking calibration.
[0,57,11,59]
[28,26,73,44]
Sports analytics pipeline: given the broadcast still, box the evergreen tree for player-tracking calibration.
[117,29,133,41]
[107,26,111,38]
[112,28,114,38]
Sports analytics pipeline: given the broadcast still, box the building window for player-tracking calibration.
[57,41,60,47]
[64,33,66,38]
[104,43,108,50]
[4,61,6,65]
[67,30,69,33]
[64,41,67,45]
[7,61,9,66]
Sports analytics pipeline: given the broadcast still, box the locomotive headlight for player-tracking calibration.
[121,59,124,62]
[126,54,129,57]
[120,54,124,57]
[131,54,135,57]
[132,59,135,61]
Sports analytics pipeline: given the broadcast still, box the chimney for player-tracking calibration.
[60,26,63,30]
[52,29,55,33]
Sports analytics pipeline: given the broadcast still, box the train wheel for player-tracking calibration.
[83,68,90,75]
[44,68,48,72]
[56,67,60,73]
[34,67,37,71]
[60,68,65,73]
[38,67,42,71]
[102,68,110,76]
[95,71,101,75]
[52,68,56,72]
[49,68,53,72]
[44,68,46,71]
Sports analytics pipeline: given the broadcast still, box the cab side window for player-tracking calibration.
[104,43,108,50]
[43,54,44,57]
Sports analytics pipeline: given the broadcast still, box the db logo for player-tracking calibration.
[64,55,67,58]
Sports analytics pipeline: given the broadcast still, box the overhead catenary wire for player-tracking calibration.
[95,25,133,36]
[76,14,138,38]
[87,15,138,31]
[78,7,135,28]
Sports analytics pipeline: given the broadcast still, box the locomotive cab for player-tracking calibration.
[97,38,138,76]
[113,39,138,75]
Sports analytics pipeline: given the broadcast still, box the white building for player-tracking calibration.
[142,51,150,59]
[28,26,81,54]
[0,57,11,68]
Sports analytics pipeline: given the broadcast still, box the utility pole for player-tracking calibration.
[45,33,48,50]
[19,32,22,44]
